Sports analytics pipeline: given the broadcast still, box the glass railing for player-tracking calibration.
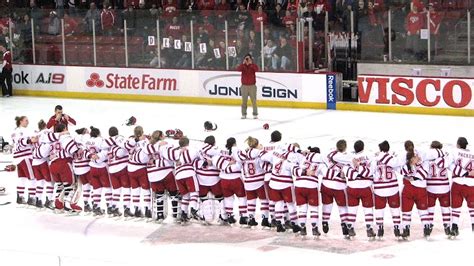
[3,5,472,74]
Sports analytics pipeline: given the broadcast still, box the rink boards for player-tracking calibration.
[11,65,474,116]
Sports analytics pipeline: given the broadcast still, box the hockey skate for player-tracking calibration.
[44,198,54,210]
[144,207,153,222]
[35,198,43,209]
[155,212,165,224]
[450,223,459,239]
[190,208,200,221]
[270,218,278,229]
[276,221,286,233]
[134,207,144,219]
[291,222,302,234]
[366,226,376,241]
[179,211,189,225]
[248,217,258,227]
[443,223,451,237]
[27,197,36,208]
[300,224,307,238]
[347,224,356,239]
[123,207,134,220]
[93,205,104,216]
[218,214,229,226]
[341,223,350,239]
[376,225,384,240]
[106,206,114,216]
[401,225,410,240]
[227,214,237,225]
[423,224,432,240]
[83,202,92,213]
[312,226,321,239]
[239,216,249,228]
[261,217,271,229]
[322,221,329,234]
[111,206,122,218]
[16,194,26,205]
[393,225,401,239]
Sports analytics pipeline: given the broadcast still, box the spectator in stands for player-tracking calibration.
[135,2,153,37]
[195,37,207,68]
[428,3,442,57]
[101,4,116,36]
[47,11,60,35]
[122,5,137,33]
[405,3,424,60]
[202,16,216,37]
[163,0,178,18]
[237,4,252,31]
[63,12,79,35]
[30,0,42,32]
[272,36,291,70]
[84,2,101,33]
[247,0,259,10]
[149,49,163,67]
[165,17,184,39]
[230,39,245,68]
[149,4,160,18]
[197,26,210,44]
[252,5,268,33]
[313,0,328,31]
[262,38,276,70]
[176,34,192,68]
[282,9,296,29]
[246,30,260,58]
[55,0,65,18]
[161,35,177,66]
[216,0,231,29]
[198,0,215,17]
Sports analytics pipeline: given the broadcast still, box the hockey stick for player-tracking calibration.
[0,201,12,206]
[0,161,13,164]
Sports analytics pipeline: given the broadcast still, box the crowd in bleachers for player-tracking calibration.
[0,0,472,69]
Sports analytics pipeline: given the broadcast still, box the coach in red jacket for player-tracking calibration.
[46,105,77,129]
[237,54,259,119]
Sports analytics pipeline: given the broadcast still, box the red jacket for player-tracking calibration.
[46,114,77,130]
[236,63,259,85]
[2,51,12,71]
[101,9,115,30]
[406,11,424,35]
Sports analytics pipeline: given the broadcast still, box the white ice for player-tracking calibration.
[0,96,473,266]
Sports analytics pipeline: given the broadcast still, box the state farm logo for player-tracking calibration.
[85,72,177,91]
[86,73,104,88]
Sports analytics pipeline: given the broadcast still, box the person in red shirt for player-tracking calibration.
[101,4,116,36]
[236,54,259,119]
[428,4,442,56]
[198,0,215,17]
[282,10,297,29]
[163,0,178,18]
[46,105,77,130]
[165,17,184,39]
[252,5,268,33]
[0,45,12,97]
[405,4,425,58]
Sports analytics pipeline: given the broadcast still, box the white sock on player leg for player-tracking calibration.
[363,207,374,228]
[338,205,348,224]
[260,198,269,218]
[112,188,121,208]
[297,204,308,225]
[275,200,285,223]
[308,205,319,226]
[224,196,234,217]
[390,207,401,226]
[419,209,430,226]
[375,208,384,228]
[347,206,357,227]
[247,198,257,218]
[238,197,247,217]
[441,207,450,225]
[451,207,461,225]
[401,211,412,228]
[322,203,333,223]
[287,202,297,222]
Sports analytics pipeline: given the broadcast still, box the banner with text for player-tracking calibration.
[13,65,327,104]
[358,75,474,110]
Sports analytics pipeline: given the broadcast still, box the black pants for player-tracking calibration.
[1,68,13,96]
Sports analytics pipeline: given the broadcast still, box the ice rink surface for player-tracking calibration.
[0,96,473,266]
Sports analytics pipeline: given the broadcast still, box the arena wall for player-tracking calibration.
[12,64,473,116]
[11,64,328,109]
